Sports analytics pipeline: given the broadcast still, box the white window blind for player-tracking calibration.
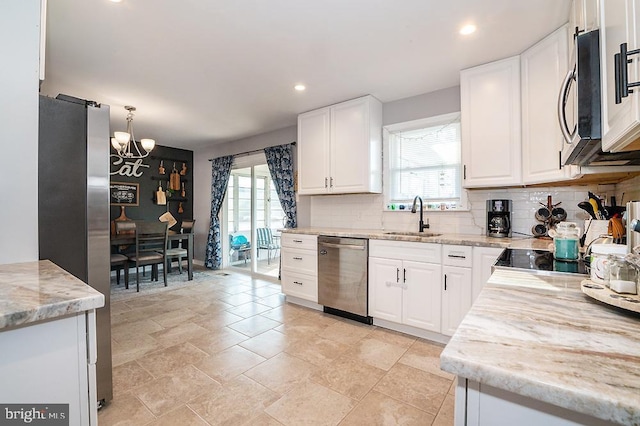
[388,114,461,203]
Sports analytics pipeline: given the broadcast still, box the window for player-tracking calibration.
[385,112,466,211]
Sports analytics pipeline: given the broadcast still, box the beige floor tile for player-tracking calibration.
[242,412,284,425]
[189,327,249,355]
[111,319,164,343]
[244,352,318,395]
[192,310,244,329]
[136,342,209,378]
[317,319,374,346]
[111,334,162,367]
[110,301,132,315]
[133,365,221,416]
[146,405,209,426]
[218,284,254,295]
[339,390,435,426]
[284,335,349,367]
[218,292,256,306]
[122,292,177,310]
[98,392,155,426]
[448,379,456,396]
[148,308,201,328]
[274,315,332,337]
[342,337,408,371]
[398,339,454,380]
[368,327,417,348]
[149,322,210,347]
[432,394,455,426]
[189,375,279,425]
[112,360,154,397]
[226,301,274,318]
[260,303,307,322]
[189,298,234,315]
[111,304,174,326]
[243,286,282,298]
[312,355,385,400]
[239,329,293,359]
[265,380,356,426]
[374,364,451,415]
[195,345,266,383]
[227,315,281,337]
[256,293,286,308]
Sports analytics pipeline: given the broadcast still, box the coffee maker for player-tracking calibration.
[487,199,512,238]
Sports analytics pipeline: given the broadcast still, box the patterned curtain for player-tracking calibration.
[264,144,297,228]
[205,155,234,269]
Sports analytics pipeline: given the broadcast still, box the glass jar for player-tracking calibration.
[608,254,638,294]
[553,222,580,262]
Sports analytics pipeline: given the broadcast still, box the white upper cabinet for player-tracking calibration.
[297,95,382,195]
[521,24,577,184]
[570,0,600,34]
[600,0,640,152]
[461,57,522,188]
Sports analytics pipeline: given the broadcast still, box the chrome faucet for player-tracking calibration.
[411,196,430,232]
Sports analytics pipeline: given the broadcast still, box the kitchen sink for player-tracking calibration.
[382,231,442,237]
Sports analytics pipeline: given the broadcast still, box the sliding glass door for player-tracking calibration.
[224,154,284,278]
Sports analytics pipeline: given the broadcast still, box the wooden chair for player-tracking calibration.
[127,221,168,292]
[166,219,195,274]
[256,227,280,264]
[110,254,129,288]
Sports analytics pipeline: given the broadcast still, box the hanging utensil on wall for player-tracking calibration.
[158,160,165,175]
[156,181,166,205]
[178,202,184,214]
[181,182,186,198]
[180,162,188,176]
[170,162,181,191]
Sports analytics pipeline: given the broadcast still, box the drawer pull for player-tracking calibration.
[293,256,303,260]
[293,239,303,243]
[293,281,303,285]
[448,254,466,259]
[444,274,447,291]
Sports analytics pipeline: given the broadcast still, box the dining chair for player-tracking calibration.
[110,253,129,288]
[166,219,196,274]
[256,227,280,264]
[127,221,168,292]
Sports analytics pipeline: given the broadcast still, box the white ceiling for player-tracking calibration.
[41,0,571,150]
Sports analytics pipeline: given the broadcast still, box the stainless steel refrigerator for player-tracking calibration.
[38,94,113,404]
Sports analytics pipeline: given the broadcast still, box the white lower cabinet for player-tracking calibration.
[472,246,505,302]
[369,240,442,333]
[281,234,318,303]
[441,265,473,336]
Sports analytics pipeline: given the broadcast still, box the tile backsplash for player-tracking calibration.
[308,184,618,237]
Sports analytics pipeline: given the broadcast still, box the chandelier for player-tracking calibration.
[110,105,155,159]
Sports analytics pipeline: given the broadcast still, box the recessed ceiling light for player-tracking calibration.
[460,24,476,35]
[294,84,306,92]
[110,0,123,3]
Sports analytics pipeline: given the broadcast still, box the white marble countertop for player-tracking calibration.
[282,227,553,250]
[440,269,640,425]
[0,260,105,330]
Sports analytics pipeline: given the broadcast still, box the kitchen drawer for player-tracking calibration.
[442,245,473,268]
[281,270,318,302]
[281,233,318,250]
[369,239,441,263]
[281,247,317,275]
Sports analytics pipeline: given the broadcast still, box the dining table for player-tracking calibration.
[111,230,194,281]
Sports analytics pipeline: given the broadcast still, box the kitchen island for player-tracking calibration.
[0,260,105,426]
[440,269,640,426]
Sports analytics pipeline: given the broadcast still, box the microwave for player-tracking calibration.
[558,29,602,166]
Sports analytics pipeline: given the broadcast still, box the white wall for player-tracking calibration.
[0,1,41,264]
[192,125,298,261]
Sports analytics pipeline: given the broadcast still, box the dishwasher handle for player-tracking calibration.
[318,242,365,250]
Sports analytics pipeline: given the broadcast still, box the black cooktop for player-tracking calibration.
[494,248,589,276]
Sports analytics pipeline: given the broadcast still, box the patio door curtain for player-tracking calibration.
[264,144,297,228]
[205,155,234,269]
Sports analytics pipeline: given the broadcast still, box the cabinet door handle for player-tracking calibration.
[558,150,562,170]
[330,177,334,188]
[325,177,328,188]
[613,43,640,104]
[463,164,466,180]
[403,268,406,283]
[293,256,303,260]
[396,268,399,283]
[293,281,303,285]
[447,254,466,259]
[444,274,447,291]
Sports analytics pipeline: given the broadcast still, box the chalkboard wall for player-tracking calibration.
[110,144,193,231]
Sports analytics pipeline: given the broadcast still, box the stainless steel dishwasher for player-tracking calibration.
[318,236,371,324]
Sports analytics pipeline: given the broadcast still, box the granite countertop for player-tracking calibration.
[440,269,640,425]
[282,227,552,250]
[0,260,105,330]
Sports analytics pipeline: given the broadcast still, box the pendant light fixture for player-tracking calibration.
[111,105,155,159]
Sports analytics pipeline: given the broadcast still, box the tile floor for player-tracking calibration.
[100,271,455,425]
